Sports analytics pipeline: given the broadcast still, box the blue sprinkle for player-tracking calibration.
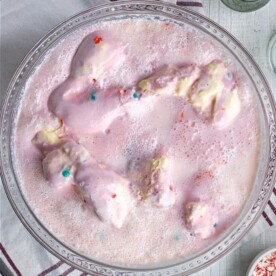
[213,223,217,228]
[62,169,70,178]
[90,92,96,101]
[133,92,139,99]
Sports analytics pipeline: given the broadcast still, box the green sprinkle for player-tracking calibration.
[62,169,70,178]
[90,92,96,101]
[133,92,139,99]
[174,233,181,241]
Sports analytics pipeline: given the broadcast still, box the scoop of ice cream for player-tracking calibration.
[212,87,241,129]
[48,78,159,134]
[32,129,61,152]
[32,117,65,153]
[48,77,126,133]
[48,31,126,133]
[183,169,218,239]
[184,200,217,239]
[75,163,133,228]
[42,140,89,188]
[189,61,227,114]
[138,64,200,96]
[133,156,176,208]
[176,65,201,96]
[70,31,125,78]
[189,61,240,128]
[138,65,179,95]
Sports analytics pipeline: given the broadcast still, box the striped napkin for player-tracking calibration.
[0,1,275,276]
[243,188,276,243]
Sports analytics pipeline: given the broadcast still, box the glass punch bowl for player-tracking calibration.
[1,1,276,275]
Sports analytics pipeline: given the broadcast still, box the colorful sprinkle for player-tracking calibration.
[111,193,117,199]
[179,111,185,122]
[174,233,181,241]
[195,170,214,181]
[90,92,96,101]
[94,37,103,44]
[62,169,70,178]
[213,223,217,228]
[133,92,139,99]
[117,89,124,97]
[195,174,202,181]
[205,170,214,179]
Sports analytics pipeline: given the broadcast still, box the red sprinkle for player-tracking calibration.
[205,170,214,179]
[111,193,117,199]
[93,78,97,83]
[94,37,103,44]
[179,111,185,122]
[195,170,214,181]
[195,174,202,181]
[164,23,171,29]
[117,89,128,97]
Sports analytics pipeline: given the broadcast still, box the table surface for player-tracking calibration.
[1,1,276,275]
